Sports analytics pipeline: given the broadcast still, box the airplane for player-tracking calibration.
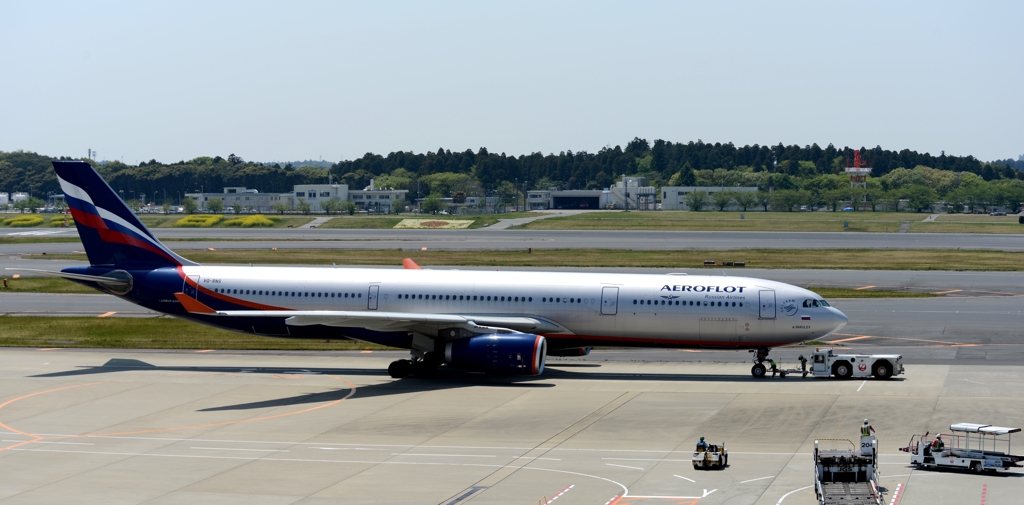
[13,161,848,379]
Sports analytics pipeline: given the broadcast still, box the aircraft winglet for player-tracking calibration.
[402,258,422,270]
[174,292,216,313]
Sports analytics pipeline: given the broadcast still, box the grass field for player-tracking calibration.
[24,248,1024,271]
[517,211,925,232]
[136,215,314,228]
[317,212,542,229]
[0,317,396,350]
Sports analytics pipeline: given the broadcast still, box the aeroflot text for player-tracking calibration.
[661,285,746,293]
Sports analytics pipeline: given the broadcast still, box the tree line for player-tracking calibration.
[1,140,1020,210]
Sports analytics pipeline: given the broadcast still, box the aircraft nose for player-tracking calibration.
[832,308,848,330]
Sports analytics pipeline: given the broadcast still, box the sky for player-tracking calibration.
[1,1,1021,164]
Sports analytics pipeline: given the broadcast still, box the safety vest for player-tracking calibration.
[861,426,871,436]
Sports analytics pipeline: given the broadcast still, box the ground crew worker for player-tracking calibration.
[861,419,876,437]
[932,434,944,452]
[696,436,708,452]
[798,354,808,373]
[769,359,779,377]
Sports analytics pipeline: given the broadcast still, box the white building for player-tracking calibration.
[0,193,8,206]
[661,186,759,210]
[185,179,408,213]
[608,177,657,210]
[11,192,28,202]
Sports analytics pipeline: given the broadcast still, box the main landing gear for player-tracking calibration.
[388,353,441,379]
[749,347,771,379]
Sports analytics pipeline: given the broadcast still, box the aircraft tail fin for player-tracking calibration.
[54,161,196,268]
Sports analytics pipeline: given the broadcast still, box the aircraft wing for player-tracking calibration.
[172,293,568,336]
[222,310,566,335]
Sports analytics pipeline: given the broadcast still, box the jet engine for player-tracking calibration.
[444,333,547,375]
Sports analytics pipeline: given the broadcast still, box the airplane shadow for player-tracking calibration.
[29,358,901,411]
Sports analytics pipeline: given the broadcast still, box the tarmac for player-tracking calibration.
[0,348,1021,505]
[2,230,1023,503]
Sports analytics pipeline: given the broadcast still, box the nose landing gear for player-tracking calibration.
[749,347,771,379]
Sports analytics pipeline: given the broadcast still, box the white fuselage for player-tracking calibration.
[182,266,847,347]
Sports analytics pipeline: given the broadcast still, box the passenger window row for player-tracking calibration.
[214,288,361,299]
[633,299,743,307]
[396,294,533,302]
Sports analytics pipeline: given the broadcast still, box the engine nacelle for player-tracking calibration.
[547,346,592,357]
[445,333,547,375]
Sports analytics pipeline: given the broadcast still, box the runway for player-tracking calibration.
[0,348,1021,505]
[4,227,1024,251]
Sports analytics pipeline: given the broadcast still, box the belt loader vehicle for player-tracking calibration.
[813,436,882,505]
[901,423,1023,473]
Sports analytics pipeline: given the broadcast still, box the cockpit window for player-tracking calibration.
[802,299,822,308]
[818,299,830,307]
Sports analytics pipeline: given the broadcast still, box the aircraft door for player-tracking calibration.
[183,275,200,300]
[367,285,379,310]
[759,290,776,319]
[601,287,619,315]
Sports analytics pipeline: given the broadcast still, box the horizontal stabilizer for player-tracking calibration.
[5,268,132,292]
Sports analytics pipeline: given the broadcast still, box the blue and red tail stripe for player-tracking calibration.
[54,161,196,269]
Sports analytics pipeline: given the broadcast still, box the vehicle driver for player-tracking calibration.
[696,436,708,452]
[932,434,944,452]
[861,419,876,437]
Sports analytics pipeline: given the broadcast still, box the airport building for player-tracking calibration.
[185,180,408,213]
[0,193,8,206]
[661,186,758,210]
[527,177,657,210]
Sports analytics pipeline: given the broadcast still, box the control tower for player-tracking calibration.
[845,150,871,188]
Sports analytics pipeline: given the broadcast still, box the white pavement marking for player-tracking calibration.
[311,447,385,451]
[776,485,813,505]
[889,482,904,505]
[739,476,775,484]
[703,489,717,498]
[545,484,574,504]
[12,446,633,496]
[673,475,695,483]
[858,380,867,391]
[602,457,689,462]
[191,447,288,452]
[3,440,93,445]
[516,456,561,461]
[393,453,496,458]
[605,463,645,471]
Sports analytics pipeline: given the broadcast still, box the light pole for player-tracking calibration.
[622,175,629,211]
